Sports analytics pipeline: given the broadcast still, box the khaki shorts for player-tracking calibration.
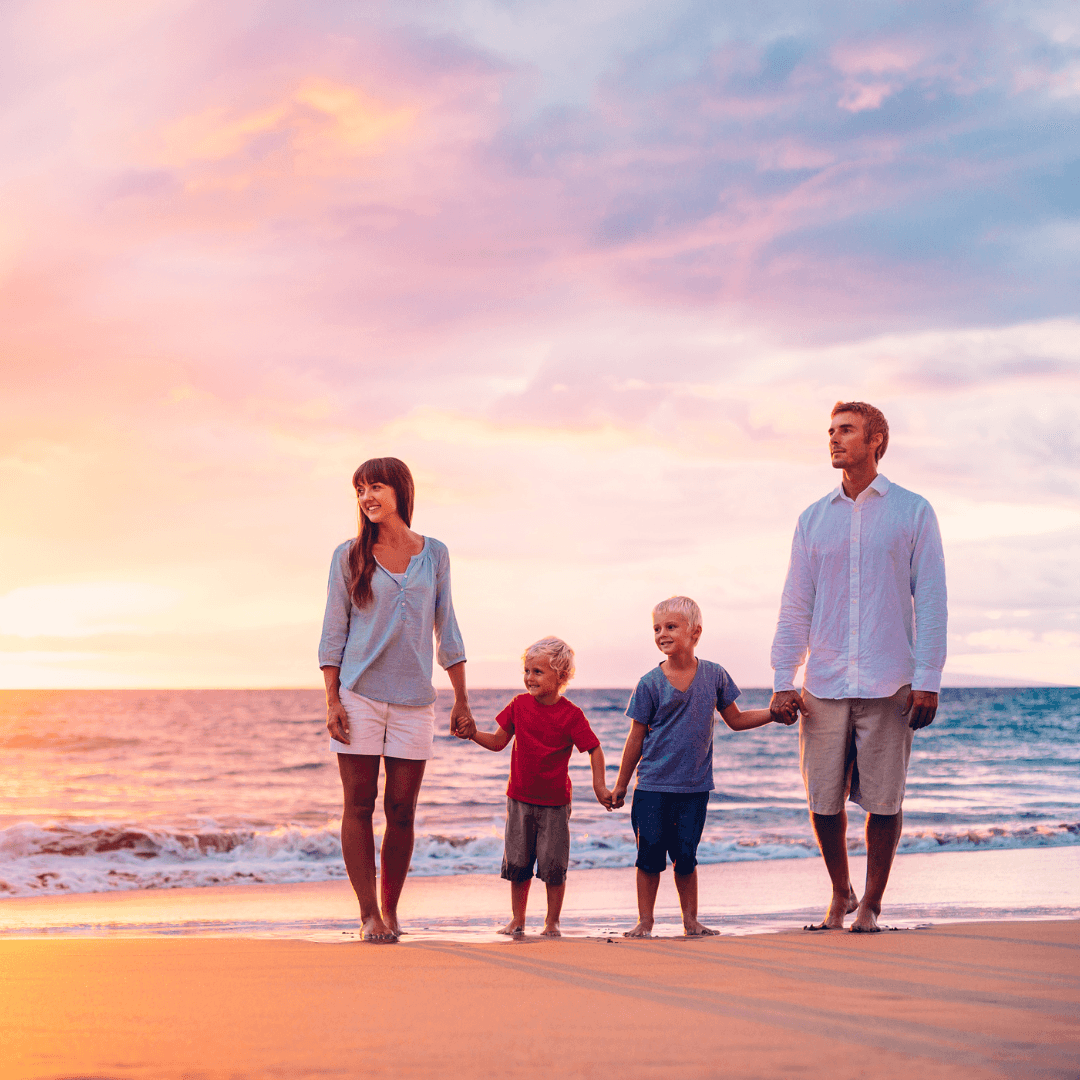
[501,798,572,886]
[330,687,436,760]
[799,685,913,816]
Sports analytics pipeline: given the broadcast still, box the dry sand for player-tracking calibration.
[2,919,1078,1080]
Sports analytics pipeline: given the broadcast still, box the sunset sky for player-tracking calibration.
[1,0,1078,689]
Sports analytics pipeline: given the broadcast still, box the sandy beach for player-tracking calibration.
[2,919,1078,1080]
[2,848,1079,1079]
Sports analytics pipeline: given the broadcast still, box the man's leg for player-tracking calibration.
[809,809,859,929]
[851,810,902,932]
[849,686,913,932]
[801,691,859,929]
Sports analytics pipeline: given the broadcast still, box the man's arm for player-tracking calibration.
[909,501,948,727]
[611,722,647,808]
[771,520,815,695]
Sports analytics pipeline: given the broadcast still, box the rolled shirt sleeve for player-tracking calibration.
[770,520,815,693]
[910,502,948,693]
[433,542,467,671]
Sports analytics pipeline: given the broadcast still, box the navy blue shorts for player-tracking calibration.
[631,789,710,875]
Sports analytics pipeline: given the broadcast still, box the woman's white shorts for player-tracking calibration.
[330,686,437,760]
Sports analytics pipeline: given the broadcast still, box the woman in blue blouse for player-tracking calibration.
[319,457,471,942]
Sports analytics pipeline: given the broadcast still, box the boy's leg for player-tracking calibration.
[534,804,571,937]
[542,881,566,937]
[504,879,531,935]
[670,792,717,936]
[500,799,537,934]
[629,869,661,937]
[626,790,665,937]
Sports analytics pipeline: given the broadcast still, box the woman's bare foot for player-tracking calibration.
[683,918,719,937]
[361,915,396,943]
[541,922,561,937]
[497,918,526,935]
[383,913,405,937]
[624,920,653,938]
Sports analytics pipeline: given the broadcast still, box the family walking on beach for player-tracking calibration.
[319,401,948,942]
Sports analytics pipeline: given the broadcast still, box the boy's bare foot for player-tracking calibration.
[540,922,561,937]
[497,919,526,935]
[361,915,396,943]
[683,918,719,937]
[624,920,653,938]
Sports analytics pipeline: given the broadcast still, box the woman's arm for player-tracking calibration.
[446,660,472,736]
[322,665,350,743]
[611,721,647,808]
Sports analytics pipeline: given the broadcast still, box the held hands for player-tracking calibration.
[449,699,475,739]
[769,690,804,726]
[903,690,938,730]
[593,785,614,811]
[610,784,628,810]
[326,700,350,744]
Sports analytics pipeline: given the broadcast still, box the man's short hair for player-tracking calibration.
[523,637,576,687]
[831,401,889,462]
[652,596,702,632]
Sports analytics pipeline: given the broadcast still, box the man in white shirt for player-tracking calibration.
[770,402,947,932]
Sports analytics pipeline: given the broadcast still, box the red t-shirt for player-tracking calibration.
[496,694,600,806]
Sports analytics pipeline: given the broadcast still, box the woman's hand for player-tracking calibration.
[449,697,473,737]
[326,699,350,744]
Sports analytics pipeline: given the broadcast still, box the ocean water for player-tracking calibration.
[0,686,1077,899]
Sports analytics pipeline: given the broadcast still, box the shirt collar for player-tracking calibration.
[830,473,891,504]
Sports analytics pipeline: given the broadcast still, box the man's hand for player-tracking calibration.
[903,690,938,730]
[611,784,628,809]
[769,690,804,725]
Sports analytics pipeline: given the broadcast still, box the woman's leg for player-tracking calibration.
[380,755,427,935]
[337,753,394,942]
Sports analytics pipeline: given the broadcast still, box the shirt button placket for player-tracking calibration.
[849,503,861,697]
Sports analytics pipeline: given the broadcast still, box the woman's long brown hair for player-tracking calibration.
[347,457,416,609]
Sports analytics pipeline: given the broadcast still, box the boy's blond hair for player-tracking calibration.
[652,595,702,632]
[523,637,576,688]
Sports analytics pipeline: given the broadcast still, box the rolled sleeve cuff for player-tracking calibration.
[318,650,345,668]
[912,666,943,694]
[772,668,799,693]
[438,652,467,671]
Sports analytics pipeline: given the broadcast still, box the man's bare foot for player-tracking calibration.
[683,918,719,937]
[850,902,881,933]
[623,920,653,938]
[361,915,396,943]
[541,922,562,937]
[497,919,526,935]
[814,885,859,930]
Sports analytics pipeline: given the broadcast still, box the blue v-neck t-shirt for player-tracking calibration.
[625,660,740,793]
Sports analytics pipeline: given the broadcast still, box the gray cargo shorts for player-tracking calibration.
[501,797,572,886]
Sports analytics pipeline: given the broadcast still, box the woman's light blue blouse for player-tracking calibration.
[318,536,467,707]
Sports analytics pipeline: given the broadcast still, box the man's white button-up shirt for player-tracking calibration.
[770,474,947,699]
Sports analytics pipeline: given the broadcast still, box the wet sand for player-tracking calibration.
[2,919,1078,1080]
